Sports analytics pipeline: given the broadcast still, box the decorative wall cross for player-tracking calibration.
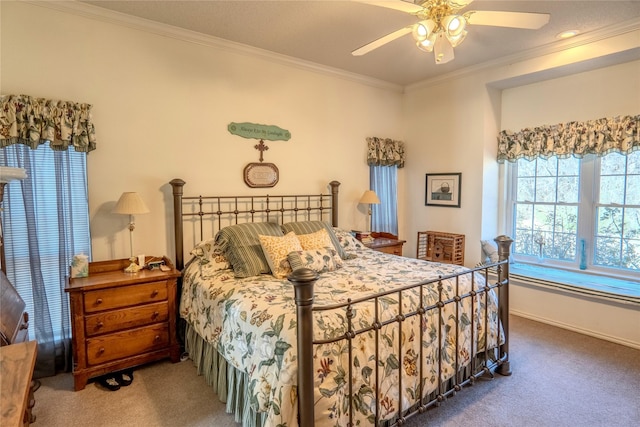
[254,139,269,163]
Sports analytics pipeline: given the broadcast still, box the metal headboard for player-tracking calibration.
[169,179,341,271]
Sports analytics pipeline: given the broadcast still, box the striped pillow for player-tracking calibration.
[281,221,354,260]
[215,222,284,278]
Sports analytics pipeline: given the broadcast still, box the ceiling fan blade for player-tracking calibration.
[466,10,550,29]
[352,25,413,56]
[354,0,423,14]
[449,0,475,8]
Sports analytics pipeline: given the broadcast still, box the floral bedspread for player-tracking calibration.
[180,248,502,427]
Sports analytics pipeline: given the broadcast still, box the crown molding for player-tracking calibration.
[24,0,404,93]
[406,17,640,92]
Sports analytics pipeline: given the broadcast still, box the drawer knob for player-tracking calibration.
[95,298,103,305]
[154,335,160,342]
[96,322,104,330]
[97,347,105,355]
[151,290,159,298]
[152,311,159,319]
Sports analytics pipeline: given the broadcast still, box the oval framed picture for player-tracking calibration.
[243,162,279,188]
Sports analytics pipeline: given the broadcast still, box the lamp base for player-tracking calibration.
[123,257,141,273]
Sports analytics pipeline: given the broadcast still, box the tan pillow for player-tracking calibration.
[296,228,334,251]
[258,232,303,279]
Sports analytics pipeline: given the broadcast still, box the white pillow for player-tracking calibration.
[481,240,500,263]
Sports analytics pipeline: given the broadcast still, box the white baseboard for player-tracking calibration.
[510,310,640,350]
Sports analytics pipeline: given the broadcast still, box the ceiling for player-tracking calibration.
[81,0,640,87]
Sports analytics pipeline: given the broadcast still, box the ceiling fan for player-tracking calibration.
[353,0,550,64]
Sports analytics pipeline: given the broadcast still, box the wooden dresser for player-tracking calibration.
[65,257,181,390]
[363,232,405,256]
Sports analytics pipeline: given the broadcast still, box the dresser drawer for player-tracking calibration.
[376,245,403,255]
[84,281,168,313]
[84,301,168,337]
[86,324,169,365]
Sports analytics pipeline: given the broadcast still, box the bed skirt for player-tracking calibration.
[185,322,500,427]
[185,324,267,427]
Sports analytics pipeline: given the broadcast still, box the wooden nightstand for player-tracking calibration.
[362,232,406,256]
[65,257,181,391]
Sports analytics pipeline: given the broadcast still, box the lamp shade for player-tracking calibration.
[359,190,380,205]
[112,192,150,215]
[0,167,27,183]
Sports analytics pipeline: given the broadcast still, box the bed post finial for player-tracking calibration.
[170,179,186,271]
[288,268,319,427]
[329,181,340,227]
[494,235,513,376]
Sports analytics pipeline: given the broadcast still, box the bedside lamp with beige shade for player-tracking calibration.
[359,189,380,237]
[113,192,149,273]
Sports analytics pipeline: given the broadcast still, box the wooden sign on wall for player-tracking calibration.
[228,122,290,188]
[228,122,291,141]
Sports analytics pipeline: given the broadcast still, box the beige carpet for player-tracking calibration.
[34,316,640,427]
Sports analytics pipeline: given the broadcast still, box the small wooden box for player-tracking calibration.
[417,231,465,265]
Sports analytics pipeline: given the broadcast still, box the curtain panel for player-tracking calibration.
[0,94,97,153]
[367,137,405,168]
[497,115,639,163]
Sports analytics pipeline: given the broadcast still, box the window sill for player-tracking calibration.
[507,263,639,305]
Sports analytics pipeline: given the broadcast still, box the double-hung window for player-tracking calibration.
[508,151,639,277]
[370,165,398,236]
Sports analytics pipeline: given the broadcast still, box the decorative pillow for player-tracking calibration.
[189,239,231,278]
[481,240,500,263]
[296,228,334,251]
[258,232,303,279]
[215,222,284,278]
[332,227,367,251]
[281,221,354,260]
[287,247,344,274]
[190,239,231,269]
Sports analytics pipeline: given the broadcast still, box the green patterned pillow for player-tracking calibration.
[215,222,284,278]
[281,221,354,260]
[287,247,344,274]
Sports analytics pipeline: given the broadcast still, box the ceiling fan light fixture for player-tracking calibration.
[443,14,466,38]
[447,29,467,47]
[416,39,434,53]
[412,20,435,43]
[433,32,454,64]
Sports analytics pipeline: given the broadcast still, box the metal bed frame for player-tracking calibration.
[169,178,512,427]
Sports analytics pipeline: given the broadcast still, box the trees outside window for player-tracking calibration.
[508,151,639,276]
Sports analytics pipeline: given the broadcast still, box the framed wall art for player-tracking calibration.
[425,173,461,207]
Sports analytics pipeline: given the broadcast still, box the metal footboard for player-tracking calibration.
[291,236,513,427]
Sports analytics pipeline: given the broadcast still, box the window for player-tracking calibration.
[508,151,639,277]
[370,165,398,236]
[595,152,639,270]
[1,143,91,349]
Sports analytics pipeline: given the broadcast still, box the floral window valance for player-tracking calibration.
[1,94,97,152]
[497,114,638,163]
[367,137,405,168]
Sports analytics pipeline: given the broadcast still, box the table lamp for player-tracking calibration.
[359,190,380,233]
[0,167,28,274]
[113,192,149,273]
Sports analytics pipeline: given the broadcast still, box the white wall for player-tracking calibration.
[502,60,639,129]
[1,2,404,263]
[402,73,494,262]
